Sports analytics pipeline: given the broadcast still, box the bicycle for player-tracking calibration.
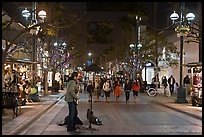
[146,84,171,97]
[3,84,22,118]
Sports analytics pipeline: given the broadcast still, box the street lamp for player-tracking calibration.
[170,2,195,103]
[128,15,142,80]
[135,15,142,48]
[88,52,93,65]
[22,2,46,89]
[54,41,67,53]
[129,42,142,80]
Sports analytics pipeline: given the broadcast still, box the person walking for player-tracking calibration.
[114,80,122,102]
[95,79,101,102]
[4,70,12,88]
[168,75,176,95]
[65,72,79,132]
[161,76,168,90]
[132,79,140,103]
[53,80,59,93]
[183,75,191,95]
[102,79,111,103]
[87,80,94,102]
[124,79,132,103]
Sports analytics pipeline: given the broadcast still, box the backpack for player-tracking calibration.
[87,109,102,125]
[57,115,83,126]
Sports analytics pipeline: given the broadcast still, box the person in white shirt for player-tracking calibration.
[103,79,111,103]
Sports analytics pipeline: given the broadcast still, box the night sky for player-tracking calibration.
[2,2,198,33]
[86,2,198,30]
[2,2,199,65]
[2,2,199,29]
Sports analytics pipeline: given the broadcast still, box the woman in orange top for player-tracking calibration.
[114,80,122,102]
[132,79,140,102]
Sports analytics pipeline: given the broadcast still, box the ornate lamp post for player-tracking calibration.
[135,15,142,49]
[129,15,142,80]
[170,2,195,103]
[22,2,46,88]
[129,42,142,80]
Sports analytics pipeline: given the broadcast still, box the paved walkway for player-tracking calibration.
[2,89,202,135]
[2,91,65,135]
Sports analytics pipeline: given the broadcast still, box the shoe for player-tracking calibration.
[96,122,102,125]
[69,130,81,135]
[75,129,80,132]
[57,121,65,126]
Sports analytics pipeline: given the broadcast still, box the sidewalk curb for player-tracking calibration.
[6,94,65,135]
[153,101,202,120]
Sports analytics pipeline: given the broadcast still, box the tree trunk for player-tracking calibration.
[138,70,144,92]
[52,70,56,92]
[44,69,49,96]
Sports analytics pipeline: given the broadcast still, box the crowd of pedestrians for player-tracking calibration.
[64,72,143,132]
[81,76,142,103]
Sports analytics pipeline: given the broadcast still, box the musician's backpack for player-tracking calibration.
[57,115,83,126]
[86,109,102,125]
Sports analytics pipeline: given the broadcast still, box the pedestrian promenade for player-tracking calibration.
[2,89,202,135]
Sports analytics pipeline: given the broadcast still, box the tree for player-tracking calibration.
[141,30,179,68]
[33,2,86,94]
[2,2,85,94]
[118,6,179,82]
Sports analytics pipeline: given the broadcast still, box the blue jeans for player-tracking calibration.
[67,102,78,130]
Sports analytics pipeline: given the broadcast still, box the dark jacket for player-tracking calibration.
[124,82,132,91]
[162,78,168,87]
[87,84,94,94]
[168,77,175,85]
[183,76,190,84]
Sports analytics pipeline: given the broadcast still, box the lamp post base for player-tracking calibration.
[175,86,188,103]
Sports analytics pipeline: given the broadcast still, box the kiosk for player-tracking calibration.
[185,62,202,106]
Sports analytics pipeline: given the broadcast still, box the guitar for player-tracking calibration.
[74,86,80,105]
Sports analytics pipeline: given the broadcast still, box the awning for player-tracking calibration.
[6,57,35,64]
[183,62,202,68]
